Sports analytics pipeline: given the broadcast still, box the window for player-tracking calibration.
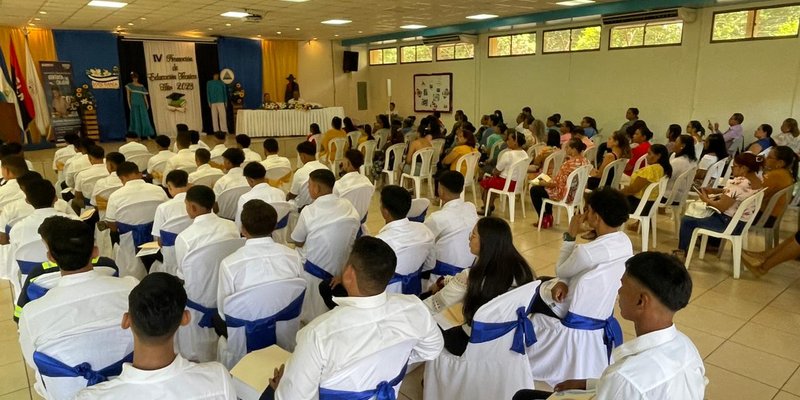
[400,45,433,63]
[712,4,800,42]
[609,21,683,48]
[368,48,398,65]
[543,25,601,53]
[436,43,475,61]
[488,33,537,57]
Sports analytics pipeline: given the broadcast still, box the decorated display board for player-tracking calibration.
[413,73,452,113]
[39,61,82,142]
[143,41,202,134]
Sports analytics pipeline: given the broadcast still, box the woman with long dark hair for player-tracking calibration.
[424,217,535,356]
[621,143,673,215]
[667,134,698,199]
[695,133,728,182]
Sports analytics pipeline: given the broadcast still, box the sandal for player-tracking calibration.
[741,253,766,277]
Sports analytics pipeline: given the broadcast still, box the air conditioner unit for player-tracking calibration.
[422,34,477,45]
[602,7,696,25]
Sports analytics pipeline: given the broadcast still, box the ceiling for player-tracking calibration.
[0,0,630,41]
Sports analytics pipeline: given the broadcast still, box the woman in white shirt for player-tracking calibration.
[686,120,705,144]
[667,135,698,199]
[478,132,528,215]
[695,133,728,183]
[424,217,534,356]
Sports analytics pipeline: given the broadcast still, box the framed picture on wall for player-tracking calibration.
[413,73,452,113]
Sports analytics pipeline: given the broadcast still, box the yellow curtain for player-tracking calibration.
[0,27,56,77]
[261,40,298,103]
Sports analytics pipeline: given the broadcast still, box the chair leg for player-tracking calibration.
[699,235,708,260]
[537,203,546,232]
[485,191,493,217]
[519,193,526,218]
[641,218,649,252]
[651,216,657,249]
[508,194,516,223]
[471,184,477,205]
[566,207,574,226]
[414,178,421,199]
[731,237,742,279]
[685,232,699,269]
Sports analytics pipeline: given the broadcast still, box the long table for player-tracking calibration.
[235,107,345,137]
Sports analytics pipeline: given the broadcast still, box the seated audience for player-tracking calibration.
[146,135,173,184]
[175,185,239,269]
[188,148,224,185]
[665,124,682,154]
[581,116,598,139]
[708,112,744,152]
[306,123,322,143]
[425,171,479,277]
[288,142,329,209]
[91,152,125,209]
[695,133,728,183]
[774,118,800,154]
[236,134,262,164]
[755,146,797,228]
[213,148,248,196]
[332,150,375,223]
[745,123,776,155]
[479,114,501,149]
[210,131,228,160]
[319,116,347,163]
[441,126,478,174]
[52,133,79,173]
[151,170,191,247]
[404,125,434,175]
[162,131,195,183]
[119,132,149,158]
[531,138,590,229]
[624,121,652,176]
[588,131,632,190]
[621,144,672,217]
[0,172,76,245]
[63,138,93,189]
[261,138,292,187]
[571,127,594,149]
[73,145,108,212]
[559,120,576,146]
[667,135,698,199]
[9,179,79,252]
[478,131,527,215]
[686,120,705,144]
[188,130,210,151]
[236,162,285,229]
[0,155,29,207]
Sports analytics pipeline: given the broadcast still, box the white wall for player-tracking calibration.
[298,0,800,142]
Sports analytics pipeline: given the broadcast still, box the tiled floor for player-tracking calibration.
[4,136,800,399]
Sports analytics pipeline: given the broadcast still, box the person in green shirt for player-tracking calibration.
[206,72,228,133]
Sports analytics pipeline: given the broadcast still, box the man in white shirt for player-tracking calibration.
[174,185,239,270]
[236,134,262,164]
[261,138,292,187]
[118,131,149,159]
[162,131,196,185]
[519,252,705,400]
[146,135,173,185]
[73,145,109,212]
[286,90,305,106]
[263,236,444,400]
[90,152,125,207]
[209,131,228,160]
[18,216,139,399]
[288,141,328,210]
[64,138,95,189]
[189,130,211,152]
[333,149,374,218]
[151,170,191,247]
[52,132,79,173]
[424,171,478,278]
[0,155,28,207]
[0,172,76,245]
[75,272,236,400]
[235,162,285,229]
[213,148,248,196]
[188,148,223,185]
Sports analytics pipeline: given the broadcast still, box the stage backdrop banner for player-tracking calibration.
[143,41,202,134]
[218,37,262,110]
[39,61,81,142]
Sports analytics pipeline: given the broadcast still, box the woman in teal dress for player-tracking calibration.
[125,72,155,139]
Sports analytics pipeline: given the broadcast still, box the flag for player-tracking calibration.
[9,40,34,133]
[24,38,50,140]
[0,48,24,132]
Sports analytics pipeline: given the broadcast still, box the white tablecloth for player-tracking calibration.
[235,107,345,137]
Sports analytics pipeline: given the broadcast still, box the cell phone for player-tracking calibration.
[691,185,702,194]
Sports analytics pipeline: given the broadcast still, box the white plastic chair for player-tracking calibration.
[685,189,765,279]
[269,201,295,245]
[178,165,197,174]
[694,142,704,159]
[487,140,504,162]
[312,133,323,159]
[347,131,361,149]
[149,159,168,185]
[114,199,162,280]
[193,173,222,189]
[526,144,546,160]
[632,155,647,174]
[217,278,306,370]
[176,238,245,362]
[375,129,389,150]
[455,152,481,204]
[659,167,698,234]
[13,239,49,292]
[431,138,446,170]
[329,137,348,177]
[407,198,431,223]
[583,146,598,168]
[597,157,629,190]
[400,147,435,199]
[728,135,744,157]
[751,185,793,250]
[127,153,152,172]
[424,281,540,400]
[628,177,668,251]
[385,242,433,296]
[217,185,250,220]
[338,184,375,236]
[715,158,733,188]
[537,165,591,231]
[485,157,530,223]
[540,149,565,178]
[358,140,378,181]
[150,214,192,276]
[690,158,727,201]
[380,143,406,186]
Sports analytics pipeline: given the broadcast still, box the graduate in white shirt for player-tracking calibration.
[424,171,478,278]
[103,162,170,233]
[263,236,444,400]
[516,252,705,400]
[162,131,196,185]
[0,155,28,207]
[90,152,125,208]
[213,148,249,196]
[118,131,150,159]
[375,185,436,277]
[64,138,95,189]
[288,141,329,209]
[73,145,109,213]
[332,149,375,221]
[235,162,285,229]
[236,134,262,164]
[18,216,139,399]
[52,132,79,173]
[187,148,224,185]
[209,130,228,160]
[146,135,174,185]
[151,170,191,246]
[261,138,292,187]
[189,130,211,152]
[9,179,81,249]
[174,185,240,271]
[0,172,76,245]
[75,272,236,400]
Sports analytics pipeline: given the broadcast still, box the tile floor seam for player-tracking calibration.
[780,365,800,394]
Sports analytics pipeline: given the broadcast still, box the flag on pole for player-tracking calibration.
[0,48,24,132]
[24,37,50,140]
[9,39,34,134]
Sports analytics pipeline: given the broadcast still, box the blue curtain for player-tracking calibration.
[53,30,126,141]
[217,37,262,110]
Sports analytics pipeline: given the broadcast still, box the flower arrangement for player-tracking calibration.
[263,102,322,111]
[72,84,97,112]
[231,82,245,106]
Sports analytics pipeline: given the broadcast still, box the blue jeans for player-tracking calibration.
[678,213,746,251]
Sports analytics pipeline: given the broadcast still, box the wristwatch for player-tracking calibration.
[563,232,576,242]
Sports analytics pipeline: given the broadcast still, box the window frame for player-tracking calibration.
[487,32,538,58]
[542,25,602,54]
[435,43,476,62]
[399,44,434,64]
[368,47,398,66]
[608,20,685,50]
[710,3,800,43]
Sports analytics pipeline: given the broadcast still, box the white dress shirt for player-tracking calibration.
[290,160,329,209]
[188,164,224,184]
[65,154,91,188]
[213,167,248,196]
[291,193,360,272]
[18,270,138,384]
[333,172,374,198]
[242,148,262,163]
[235,183,286,229]
[146,150,174,174]
[9,208,79,248]
[0,179,24,208]
[118,141,149,158]
[151,192,189,238]
[425,199,478,270]
[495,149,528,179]
[376,218,436,269]
[590,325,706,400]
[91,172,123,205]
[210,144,228,159]
[52,144,76,170]
[162,149,196,183]
[75,354,236,400]
[174,213,239,270]
[217,237,302,316]
[74,163,109,196]
[0,199,75,230]
[262,154,292,171]
[190,140,211,151]
[104,179,169,223]
[275,292,444,400]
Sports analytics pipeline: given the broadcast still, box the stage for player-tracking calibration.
[235,107,345,137]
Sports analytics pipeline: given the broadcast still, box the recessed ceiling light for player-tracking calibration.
[140,17,146,20]
[555,0,595,6]
[221,11,250,18]
[358,30,363,33]
[208,27,213,30]
[28,23,35,26]
[225,23,231,26]
[322,19,351,25]
[87,1,128,8]
[127,22,134,26]
[334,34,339,37]
[400,24,427,29]
[39,11,47,14]
[312,37,318,40]
[257,34,262,37]
[295,27,301,31]
[466,14,498,20]
[34,17,41,21]
[277,31,282,34]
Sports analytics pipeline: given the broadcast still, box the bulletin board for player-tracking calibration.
[413,73,452,113]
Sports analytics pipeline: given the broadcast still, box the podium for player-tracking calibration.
[0,103,23,143]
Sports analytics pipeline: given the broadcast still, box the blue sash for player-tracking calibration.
[431,260,463,277]
[407,208,428,223]
[388,266,423,295]
[225,291,305,353]
[561,312,623,361]
[117,222,154,248]
[275,214,290,230]
[319,363,407,400]
[4,224,10,235]
[304,260,333,280]
[17,260,41,275]
[27,282,48,302]
[159,230,178,247]
[186,299,218,328]
[356,213,368,239]
[469,306,535,354]
[33,351,133,386]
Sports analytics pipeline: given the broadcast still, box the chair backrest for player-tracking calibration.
[193,173,222,188]
[127,153,152,172]
[116,199,162,225]
[556,165,592,204]
[386,242,432,295]
[320,340,416,396]
[431,139,446,158]
[217,185,250,220]
[358,140,378,169]
[312,134,323,157]
[630,177,668,218]
[753,185,793,229]
[27,267,117,302]
[487,140,504,162]
[265,165,292,181]
[160,214,193,246]
[407,198,431,222]
[376,130,389,149]
[269,201,295,245]
[598,158,628,189]
[583,146,598,167]
[78,174,106,198]
[433,222,477,272]
[331,137,348,160]
[729,135,744,156]
[694,142,704,158]
[527,144,546,159]
[347,131,361,148]
[182,238,245,306]
[95,185,121,202]
[540,150,563,178]
[715,158,733,188]
[305,218,360,277]
[663,167,698,207]
[632,155,648,174]
[407,147,435,178]
[178,165,197,174]
[700,158,727,188]
[383,143,406,172]
[502,157,532,195]
[454,152,481,182]
[464,281,540,358]
[721,188,765,235]
[339,184,375,221]
[14,239,48,278]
